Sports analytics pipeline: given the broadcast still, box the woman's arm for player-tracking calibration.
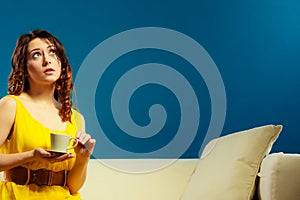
[0,97,16,148]
[67,114,96,194]
[0,97,31,171]
[0,97,36,171]
[0,97,74,171]
[0,151,36,171]
[0,148,75,172]
[66,153,89,194]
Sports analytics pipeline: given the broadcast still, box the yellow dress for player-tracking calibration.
[0,95,82,200]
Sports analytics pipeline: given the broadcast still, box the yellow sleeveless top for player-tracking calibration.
[0,95,82,200]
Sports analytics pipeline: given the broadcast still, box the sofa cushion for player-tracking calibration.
[257,152,300,200]
[181,124,282,200]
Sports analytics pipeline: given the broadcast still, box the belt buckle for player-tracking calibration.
[48,170,53,186]
[31,169,67,187]
[31,169,50,186]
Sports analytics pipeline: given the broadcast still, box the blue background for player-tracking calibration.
[0,0,299,157]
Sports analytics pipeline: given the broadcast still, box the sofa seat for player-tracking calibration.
[80,159,198,200]
[80,154,300,200]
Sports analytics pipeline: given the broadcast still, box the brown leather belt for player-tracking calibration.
[5,166,67,186]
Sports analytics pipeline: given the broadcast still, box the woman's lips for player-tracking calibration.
[44,68,55,74]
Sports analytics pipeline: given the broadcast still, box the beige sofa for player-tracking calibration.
[1,125,300,199]
[79,125,300,200]
[0,154,299,200]
[79,153,300,200]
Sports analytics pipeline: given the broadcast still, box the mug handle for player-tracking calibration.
[67,137,78,150]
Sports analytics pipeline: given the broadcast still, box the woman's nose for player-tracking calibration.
[42,54,51,66]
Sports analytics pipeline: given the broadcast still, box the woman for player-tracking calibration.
[0,29,96,199]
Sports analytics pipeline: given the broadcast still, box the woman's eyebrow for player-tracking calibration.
[47,44,55,49]
[28,45,55,54]
[28,48,40,54]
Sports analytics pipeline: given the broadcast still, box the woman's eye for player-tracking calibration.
[32,52,41,58]
[49,49,56,55]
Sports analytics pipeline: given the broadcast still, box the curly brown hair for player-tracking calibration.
[8,29,73,122]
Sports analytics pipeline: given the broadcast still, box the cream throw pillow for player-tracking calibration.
[181,124,282,200]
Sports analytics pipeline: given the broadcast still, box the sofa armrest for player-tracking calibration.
[257,152,300,200]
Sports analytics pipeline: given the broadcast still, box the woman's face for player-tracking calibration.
[26,38,62,87]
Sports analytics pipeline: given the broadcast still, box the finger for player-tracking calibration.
[41,149,53,157]
[57,153,74,160]
[47,152,59,158]
[83,139,96,153]
[82,134,92,145]
[76,131,86,143]
[45,153,74,162]
[76,130,84,138]
[78,133,91,145]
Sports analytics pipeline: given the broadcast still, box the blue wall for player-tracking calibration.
[0,0,299,158]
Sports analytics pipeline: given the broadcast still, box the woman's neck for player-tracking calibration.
[22,85,57,107]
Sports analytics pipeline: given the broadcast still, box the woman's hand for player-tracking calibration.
[33,147,75,162]
[74,131,96,158]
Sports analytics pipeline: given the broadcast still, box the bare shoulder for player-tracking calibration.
[0,96,17,123]
[0,96,17,145]
[0,96,17,111]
